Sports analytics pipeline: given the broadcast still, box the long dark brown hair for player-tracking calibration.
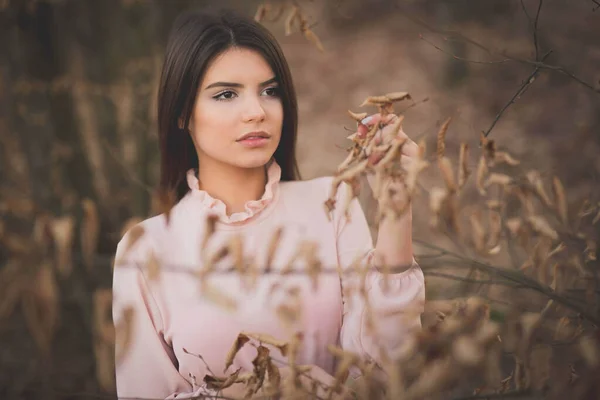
[157,8,301,201]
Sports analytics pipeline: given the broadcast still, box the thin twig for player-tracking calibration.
[533,0,543,61]
[482,50,552,138]
[398,4,598,93]
[419,35,511,65]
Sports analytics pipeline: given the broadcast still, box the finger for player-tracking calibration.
[357,124,369,137]
[360,113,382,127]
[402,139,420,158]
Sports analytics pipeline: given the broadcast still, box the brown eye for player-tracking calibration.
[213,90,237,101]
[263,87,280,97]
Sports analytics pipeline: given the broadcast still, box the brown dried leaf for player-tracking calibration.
[453,336,484,366]
[436,117,452,159]
[480,133,496,162]
[50,215,75,278]
[146,250,160,281]
[284,6,299,36]
[429,187,448,228]
[552,177,568,226]
[202,214,219,252]
[347,110,367,122]
[224,333,250,372]
[202,283,237,312]
[94,340,115,392]
[152,187,176,225]
[254,3,267,22]
[81,198,99,271]
[242,332,290,357]
[487,211,502,251]
[115,307,134,365]
[505,218,523,236]
[579,336,599,367]
[122,224,145,256]
[303,28,324,52]
[265,227,283,271]
[93,289,115,345]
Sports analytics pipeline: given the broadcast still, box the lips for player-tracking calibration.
[237,131,270,141]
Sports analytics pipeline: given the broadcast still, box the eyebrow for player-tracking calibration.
[203,77,278,90]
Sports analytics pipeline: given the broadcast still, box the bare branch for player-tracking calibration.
[482,50,552,138]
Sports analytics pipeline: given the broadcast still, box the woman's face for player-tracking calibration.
[188,47,283,171]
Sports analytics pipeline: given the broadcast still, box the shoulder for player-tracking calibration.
[115,213,167,258]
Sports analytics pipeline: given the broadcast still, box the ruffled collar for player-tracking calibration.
[184,159,281,225]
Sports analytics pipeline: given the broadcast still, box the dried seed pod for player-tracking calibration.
[360,95,392,106]
[254,3,268,22]
[436,117,452,159]
[347,110,368,122]
[438,156,457,192]
[476,155,488,195]
[494,151,520,166]
[526,170,553,207]
[487,211,502,251]
[527,215,559,240]
[458,143,470,189]
[485,173,513,188]
[470,210,486,253]
[302,28,324,52]
[385,91,411,102]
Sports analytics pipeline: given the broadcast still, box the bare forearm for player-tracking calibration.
[374,203,414,272]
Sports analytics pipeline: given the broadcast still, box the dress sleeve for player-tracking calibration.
[112,226,216,399]
[332,181,425,376]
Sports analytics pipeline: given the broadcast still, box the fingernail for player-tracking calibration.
[361,116,373,125]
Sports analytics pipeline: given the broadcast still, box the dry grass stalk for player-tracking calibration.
[80,198,99,271]
[49,215,75,278]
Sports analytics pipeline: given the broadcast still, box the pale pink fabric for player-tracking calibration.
[112,159,425,399]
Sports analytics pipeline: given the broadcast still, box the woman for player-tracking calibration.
[112,7,425,399]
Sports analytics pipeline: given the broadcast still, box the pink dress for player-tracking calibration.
[112,160,425,399]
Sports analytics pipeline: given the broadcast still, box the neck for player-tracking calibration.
[196,160,268,216]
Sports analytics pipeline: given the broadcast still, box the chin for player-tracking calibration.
[231,152,275,169]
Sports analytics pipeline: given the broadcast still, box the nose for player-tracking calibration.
[242,95,266,123]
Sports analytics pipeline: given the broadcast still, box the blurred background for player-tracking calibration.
[1,0,599,399]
